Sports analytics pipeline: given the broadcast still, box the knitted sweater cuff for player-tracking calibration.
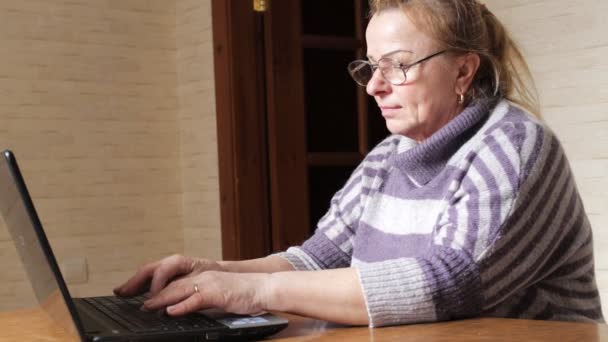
[356,258,437,327]
[276,231,352,271]
[274,248,321,271]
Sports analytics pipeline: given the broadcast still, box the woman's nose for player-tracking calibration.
[366,69,390,96]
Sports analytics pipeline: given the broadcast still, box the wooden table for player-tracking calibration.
[1,308,607,341]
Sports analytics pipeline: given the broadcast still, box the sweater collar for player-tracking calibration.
[388,99,495,185]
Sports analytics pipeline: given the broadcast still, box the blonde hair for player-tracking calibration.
[369,0,540,117]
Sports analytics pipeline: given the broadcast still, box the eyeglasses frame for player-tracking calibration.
[348,49,449,86]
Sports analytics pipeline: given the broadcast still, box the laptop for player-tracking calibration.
[0,150,288,341]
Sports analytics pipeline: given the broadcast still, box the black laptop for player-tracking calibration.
[0,150,288,341]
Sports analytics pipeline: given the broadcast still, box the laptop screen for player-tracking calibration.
[0,151,83,339]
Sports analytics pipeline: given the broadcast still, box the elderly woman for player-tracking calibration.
[115,0,604,327]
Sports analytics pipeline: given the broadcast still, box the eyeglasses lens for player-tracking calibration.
[348,61,373,86]
[348,59,406,86]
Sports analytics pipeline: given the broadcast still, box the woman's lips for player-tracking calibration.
[379,106,401,117]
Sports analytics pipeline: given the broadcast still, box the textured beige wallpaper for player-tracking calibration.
[0,0,220,311]
[177,0,221,261]
[485,0,608,316]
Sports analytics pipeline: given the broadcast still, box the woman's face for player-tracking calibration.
[365,9,464,141]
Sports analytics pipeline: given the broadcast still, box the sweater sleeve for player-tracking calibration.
[479,124,601,320]
[277,137,398,271]
[356,119,544,327]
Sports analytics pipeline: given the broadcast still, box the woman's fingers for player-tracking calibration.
[113,261,159,297]
[143,276,205,311]
[166,293,213,316]
[114,254,196,297]
[148,255,195,294]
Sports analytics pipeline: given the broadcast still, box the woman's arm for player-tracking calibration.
[143,267,369,326]
[266,268,368,325]
[219,254,295,273]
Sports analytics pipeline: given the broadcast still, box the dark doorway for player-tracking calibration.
[212,0,388,260]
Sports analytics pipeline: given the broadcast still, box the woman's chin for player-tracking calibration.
[386,121,416,137]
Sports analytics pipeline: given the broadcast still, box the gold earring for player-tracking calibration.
[458,93,465,104]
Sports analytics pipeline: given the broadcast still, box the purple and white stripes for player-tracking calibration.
[278,99,604,326]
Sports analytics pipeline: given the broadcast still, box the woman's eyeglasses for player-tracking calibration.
[347,50,447,86]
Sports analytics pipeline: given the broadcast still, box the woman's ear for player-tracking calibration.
[454,53,481,95]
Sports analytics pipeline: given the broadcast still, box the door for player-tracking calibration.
[212,0,388,260]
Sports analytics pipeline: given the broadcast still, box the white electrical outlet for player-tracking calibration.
[60,257,88,284]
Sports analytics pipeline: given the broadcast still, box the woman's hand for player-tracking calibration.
[113,254,225,297]
[125,265,368,325]
[141,271,272,316]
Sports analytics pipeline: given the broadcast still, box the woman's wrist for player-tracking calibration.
[215,260,236,272]
[260,272,284,312]
[216,255,295,274]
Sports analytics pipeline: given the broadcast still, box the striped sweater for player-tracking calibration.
[278,99,604,327]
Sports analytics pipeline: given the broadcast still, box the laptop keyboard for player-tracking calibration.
[83,296,225,334]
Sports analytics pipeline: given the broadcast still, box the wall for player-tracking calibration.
[0,0,221,311]
[485,0,608,316]
[176,0,221,260]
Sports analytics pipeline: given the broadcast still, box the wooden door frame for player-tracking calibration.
[211,0,271,260]
[211,0,311,260]
[262,0,311,252]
